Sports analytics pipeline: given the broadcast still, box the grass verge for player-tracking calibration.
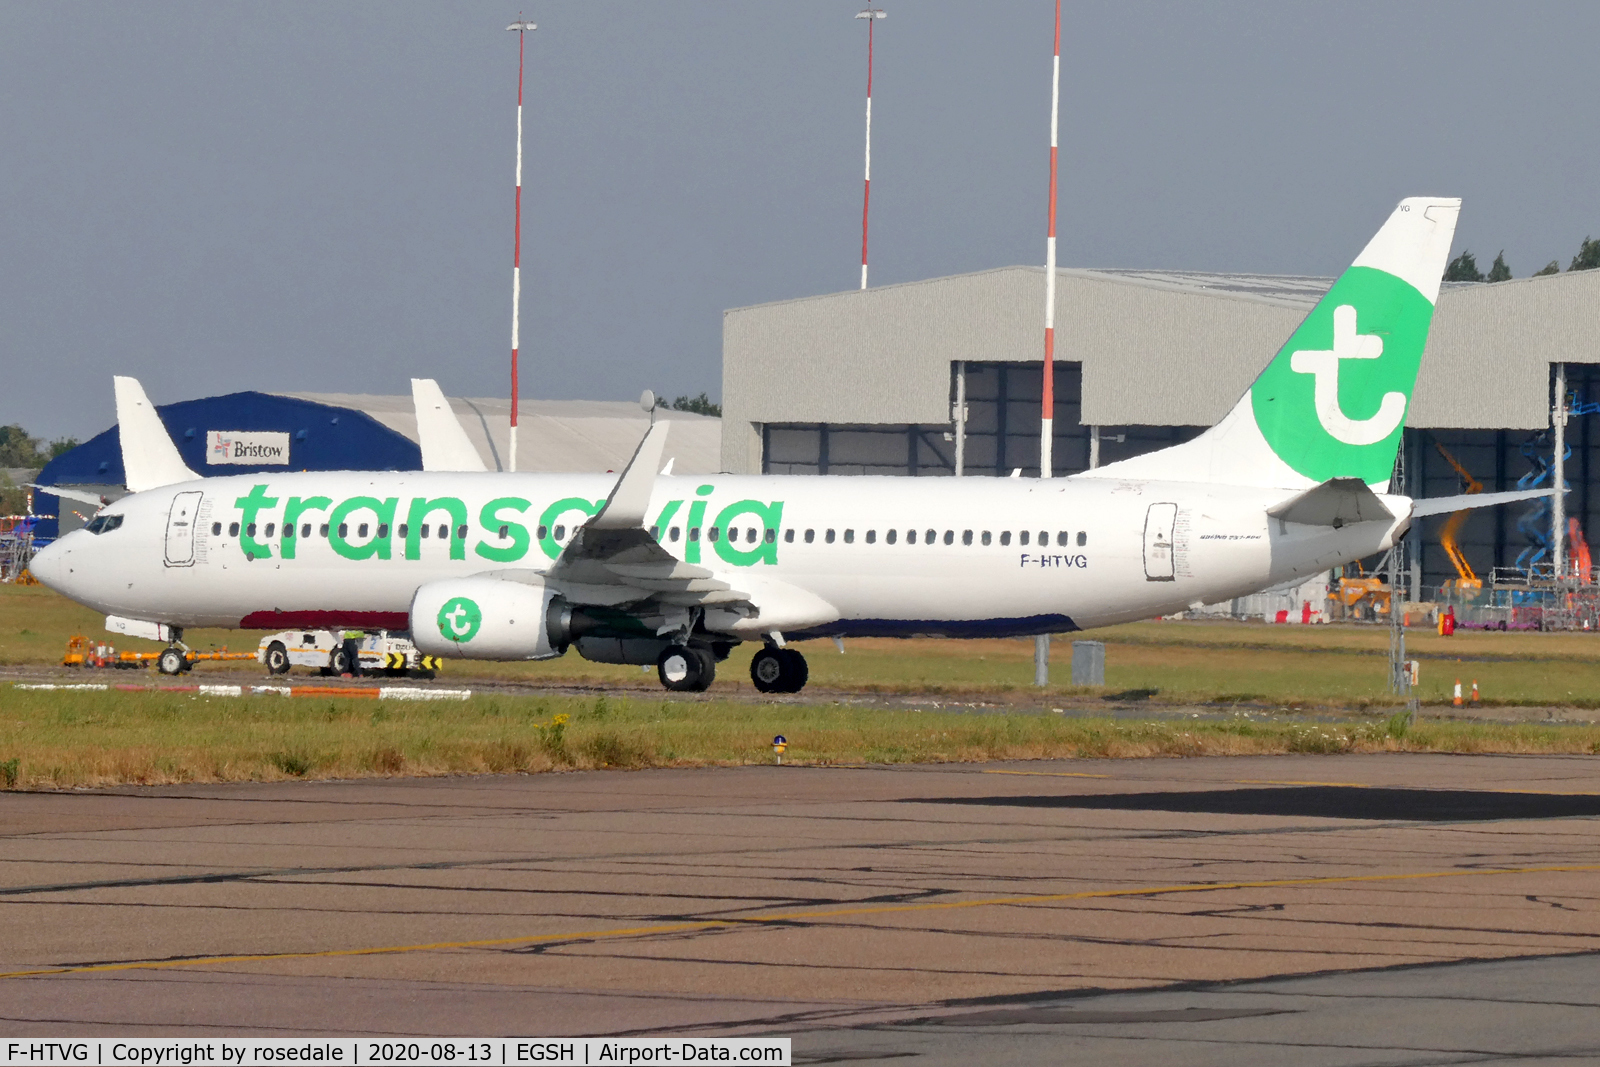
[2,688,1598,789]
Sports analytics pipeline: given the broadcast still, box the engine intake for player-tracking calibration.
[410,575,571,660]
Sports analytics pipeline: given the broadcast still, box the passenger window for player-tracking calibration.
[264,523,276,538]
[907,529,917,544]
[456,525,467,540]
[927,529,936,544]
[319,524,329,537]
[536,525,547,539]
[865,530,876,544]
[805,529,815,543]
[1057,531,1069,546]
[1000,531,1011,546]
[379,524,390,538]
[844,529,855,544]
[981,531,991,546]
[338,524,348,538]
[1077,531,1087,546]
[421,525,431,538]
[689,527,700,541]
[825,529,835,544]
[962,530,973,546]
[747,527,757,542]
[942,530,953,545]
[437,524,448,539]
[282,524,294,539]
[670,526,680,542]
[650,525,659,539]
[246,523,257,537]
[709,527,720,542]
[886,529,897,544]
[302,523,312,538]
[784,529,794,543]
[357,523,368,538]
[554,525,566,540]
[498,525,508,539]
[212,522,222,536]
[1037,530,1047,545]
[1020,531,1030,546]
[765,529,776,544]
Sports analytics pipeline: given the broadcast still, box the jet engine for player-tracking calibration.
[410,575,573,660]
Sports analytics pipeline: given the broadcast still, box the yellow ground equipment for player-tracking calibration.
[1335,575,1391,618]
[1434,442,1483,593]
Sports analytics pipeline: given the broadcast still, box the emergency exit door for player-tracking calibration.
[1143,502,1177,582]
[164,491,204,567]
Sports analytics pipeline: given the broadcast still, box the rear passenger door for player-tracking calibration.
[1143,502,1177,582]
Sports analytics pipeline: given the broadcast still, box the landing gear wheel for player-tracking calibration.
[658,644,713,692]
[157,647,186,676]
[778,648,808,693]
[264,642,291,675]
[751,648,786,693]
[694,647,717,689]
[751,647,808,693]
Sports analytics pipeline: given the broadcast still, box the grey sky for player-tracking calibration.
[3,1,1596,440]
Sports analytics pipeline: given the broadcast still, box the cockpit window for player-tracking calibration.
[84,514,124,535]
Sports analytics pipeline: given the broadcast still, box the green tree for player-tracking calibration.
[1571,237,1600,272]
[1486,251,1512,282]
[670,392,722,418]
[1533,260,1561,277]
[1443,251,1484,282]
[0,426,42,468]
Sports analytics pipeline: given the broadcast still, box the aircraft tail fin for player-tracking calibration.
[1081,197,1461,492]
[113,376,199,493]
[411,379,489,472]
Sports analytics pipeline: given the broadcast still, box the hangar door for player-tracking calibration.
[164,491,204,567]
[1143,502,1177,582]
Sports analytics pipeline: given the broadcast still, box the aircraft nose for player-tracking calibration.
[27,538,69,593]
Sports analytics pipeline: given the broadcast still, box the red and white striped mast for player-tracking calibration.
[855,6,885,290]
[506,17,536,472]
[1039,0,1061,479]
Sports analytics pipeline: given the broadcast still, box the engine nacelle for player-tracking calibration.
[410,575,571,660]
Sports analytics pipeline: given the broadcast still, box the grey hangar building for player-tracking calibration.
[720,265,1600,597]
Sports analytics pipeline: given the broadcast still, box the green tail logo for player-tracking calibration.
[1250,265,1434,485]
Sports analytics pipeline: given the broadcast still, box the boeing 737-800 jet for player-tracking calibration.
[30,197,1542,693]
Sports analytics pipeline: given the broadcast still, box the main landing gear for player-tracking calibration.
[658,644,717,693]
[749,646,808,694]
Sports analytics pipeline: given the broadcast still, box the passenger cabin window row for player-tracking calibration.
[634,526,1087,548]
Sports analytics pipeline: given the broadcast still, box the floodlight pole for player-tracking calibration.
[1554,362,1567,578]
[1039,0,1061,481]
[856,8,885,290]
[506,18,537,473]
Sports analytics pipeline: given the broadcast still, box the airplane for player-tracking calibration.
[28,197,1547,694]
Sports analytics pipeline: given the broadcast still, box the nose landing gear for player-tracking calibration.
[750,646,808,694]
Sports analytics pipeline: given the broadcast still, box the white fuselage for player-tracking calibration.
[30,470,1407,641]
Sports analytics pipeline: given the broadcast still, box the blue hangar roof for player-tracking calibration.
[34,391,421,536]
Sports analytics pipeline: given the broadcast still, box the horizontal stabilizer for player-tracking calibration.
[1411,488,1556,518]
[29,484,107,507]
[1268,477,1396,527]
[411,378,488,472]
[113,377,198,493]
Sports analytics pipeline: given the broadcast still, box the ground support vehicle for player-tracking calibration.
[256,630,439,679]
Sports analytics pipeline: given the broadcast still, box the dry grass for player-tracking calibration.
[2,686,1598,790]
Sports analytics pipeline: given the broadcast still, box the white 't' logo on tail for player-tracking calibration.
[1288,304,1407,446]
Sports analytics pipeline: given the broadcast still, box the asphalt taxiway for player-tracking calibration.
[3,754,1599,1063]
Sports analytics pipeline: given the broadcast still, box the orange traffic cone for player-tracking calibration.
[1453,680,1463,707]
[1471,680,1480,703]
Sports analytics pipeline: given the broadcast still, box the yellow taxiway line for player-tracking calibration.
[6,861,1600,981]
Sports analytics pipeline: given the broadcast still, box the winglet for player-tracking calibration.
[411,378,488,472]
[113,377,198,492]
[589,422,670,530]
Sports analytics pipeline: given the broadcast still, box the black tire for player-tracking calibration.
[329,646,353,676]
[750,647,786,693]
[157,647,186,676]
[779,648,809,693]
[264,642,291,675]
[408,668,437,681]
[657,644,705,692]
[692,647,717,691]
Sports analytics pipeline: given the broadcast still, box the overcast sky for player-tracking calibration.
[3,1,1597,440]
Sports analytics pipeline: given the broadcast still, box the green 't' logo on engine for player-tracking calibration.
[436,596,482,644]
[1250,266,1435,485]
